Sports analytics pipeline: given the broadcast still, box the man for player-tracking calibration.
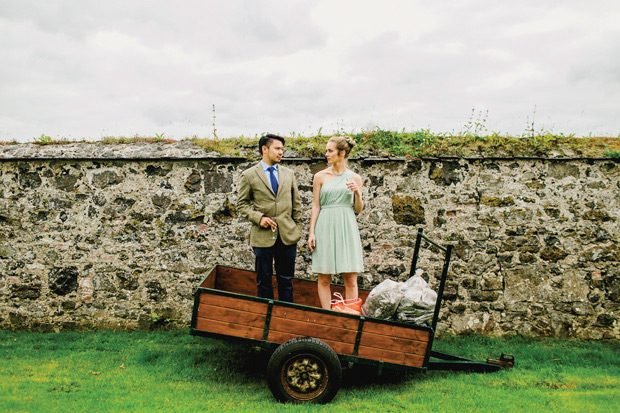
[236,134,303,302]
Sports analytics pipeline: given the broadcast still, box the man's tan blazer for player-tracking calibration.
[237,163,303,247]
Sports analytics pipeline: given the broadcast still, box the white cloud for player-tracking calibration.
[0,0,619,141]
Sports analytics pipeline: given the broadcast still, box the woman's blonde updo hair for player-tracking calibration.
[328,136,356,158]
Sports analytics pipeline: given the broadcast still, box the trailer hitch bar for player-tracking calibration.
[428,350,514,373]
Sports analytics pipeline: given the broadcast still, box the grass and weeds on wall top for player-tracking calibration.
[4,129,620,159]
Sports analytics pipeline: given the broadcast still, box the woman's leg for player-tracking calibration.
[317,273,332,309]
[342,272,358,300]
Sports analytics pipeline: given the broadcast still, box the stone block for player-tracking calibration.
[586,181,606,189]
[548,163,579,179]
[54,174,79,191]
[571,301,593,315]
[152,193,171,209]
[19,170,42,189]
[606,276,620,302]
[9,312,27,327]
[117,271,139,290]
[470,227,489,241]
[540,247,569,262]
[590,270,604,287]
[92,171,121,188]
[469,290,500,302]
[442,285,458,300]
[582,245,620,262]
[555,271,590,303]
[146,281,167,302]
[500,241,517,252]
[212,198,237,223]
[504,264,549,302]
[503,209,533,226]
[145,165,171,176]
[429,161,463,186]
[461,278,477,289]
[505,301,528,313]
[477,212,500,226]
[480,196,515,207]
[48,266,79,296]
[583,209,614,222]
[451,302,467,313]
[0,244,16,259]
[391,195,425,225]
[203,171,233,193]
[544,207,561,218]
[549,313,573,337]
[93,270,117,293]
[309,162,328,175]
[184,170,202,193]
[481,277,503,291]
[10,283,42,300]
[594,313,617,327]
[519,252,537,263]
[530,303,546,315]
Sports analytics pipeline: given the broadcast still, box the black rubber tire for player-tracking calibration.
[267,337,342,404]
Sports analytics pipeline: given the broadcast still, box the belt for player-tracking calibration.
[320,204,352,210]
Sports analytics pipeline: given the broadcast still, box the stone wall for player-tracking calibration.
[1,143,619,339]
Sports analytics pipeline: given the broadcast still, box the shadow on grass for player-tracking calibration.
[185,335,428,393]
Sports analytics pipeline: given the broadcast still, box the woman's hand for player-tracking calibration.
[308,233,316,252]
[346,179,361,195]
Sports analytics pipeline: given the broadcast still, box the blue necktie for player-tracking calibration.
[267,166,278,194]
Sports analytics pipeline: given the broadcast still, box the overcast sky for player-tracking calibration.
[1,0,619,142]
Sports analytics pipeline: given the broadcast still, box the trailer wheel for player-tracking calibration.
[267,337,342,404]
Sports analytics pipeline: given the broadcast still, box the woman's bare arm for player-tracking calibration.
[307,172,324,251]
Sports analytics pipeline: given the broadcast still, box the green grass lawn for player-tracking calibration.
[1,330,618,412]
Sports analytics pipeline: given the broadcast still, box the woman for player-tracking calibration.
[308,136,364,309]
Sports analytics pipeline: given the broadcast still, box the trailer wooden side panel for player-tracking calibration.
[269,317,357,345]
[195,292,267,341]
[358,331,428,354]
[267,331,354,355]
[363,321,431,342]
[357,346,425,368]
[214,267,257,296]
[211,266,369,307]
[198,266,217,289]
[266,306,359,354]
[358,321,431,368]
[195,318,264,340]
[271,306,359,331]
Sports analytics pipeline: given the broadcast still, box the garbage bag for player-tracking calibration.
[396,270,437,325]
[361,279,403,319]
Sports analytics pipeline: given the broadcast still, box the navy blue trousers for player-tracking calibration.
[253,237,296,303]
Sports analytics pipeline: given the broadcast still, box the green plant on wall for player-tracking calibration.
[34,134,52,144]
[461,108,489,137]
[151,312,170,326]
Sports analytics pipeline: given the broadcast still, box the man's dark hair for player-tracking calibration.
[258,134,285,155]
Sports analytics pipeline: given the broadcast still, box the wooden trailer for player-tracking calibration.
[190,229,503,403]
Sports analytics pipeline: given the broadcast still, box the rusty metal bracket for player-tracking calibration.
[486,353,515,369]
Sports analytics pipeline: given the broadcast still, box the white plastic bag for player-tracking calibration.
[396,269,437,325]
[361,279,403,319]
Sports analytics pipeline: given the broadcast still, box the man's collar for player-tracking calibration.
[260,160,278,171]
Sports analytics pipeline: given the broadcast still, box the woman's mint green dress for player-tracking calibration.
[312,170,364,274]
